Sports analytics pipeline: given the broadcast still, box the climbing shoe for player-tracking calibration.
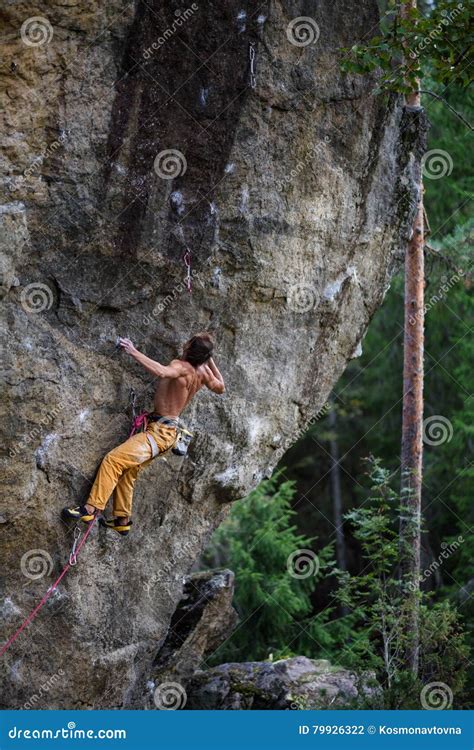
[62,504,99,523]
[99,517,132,537]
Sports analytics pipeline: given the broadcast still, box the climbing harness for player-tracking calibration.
[0,517,98,658]
[249,42,257,89]
[128,408,193,458]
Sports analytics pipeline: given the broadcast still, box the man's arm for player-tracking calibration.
[202,357,225,394]
[208,357,224,385]
[119,338,184,379]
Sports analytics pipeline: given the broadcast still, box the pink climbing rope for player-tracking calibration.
[0,517,98,658]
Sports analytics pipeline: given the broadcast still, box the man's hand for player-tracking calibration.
[119,337,137,355]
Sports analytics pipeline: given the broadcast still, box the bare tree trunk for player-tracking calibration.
[399,0,425,676]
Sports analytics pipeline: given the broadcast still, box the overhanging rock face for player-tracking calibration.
[1,1,424,707]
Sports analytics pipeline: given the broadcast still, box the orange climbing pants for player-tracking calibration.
[87,422,177,518]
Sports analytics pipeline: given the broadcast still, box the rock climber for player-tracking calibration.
[62,332,225,536]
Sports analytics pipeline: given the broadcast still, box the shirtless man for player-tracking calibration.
[62,332,225,536]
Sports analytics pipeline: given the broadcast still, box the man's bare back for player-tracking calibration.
[118,338,225,419]
[153,359,224,418]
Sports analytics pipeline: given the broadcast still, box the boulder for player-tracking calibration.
[186,656,382,710]
[148,570,238,692]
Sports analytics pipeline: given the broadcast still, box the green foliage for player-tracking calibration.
[423,84,473,234]
[327,220,473,671]
[203,473,335,664]
[273,220,472,702]
[421,222,474,663]
[332,457,470,708]
[341,1,473,95]
[203,460,470,707]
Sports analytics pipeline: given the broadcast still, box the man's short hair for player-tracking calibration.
[183,332,214,367]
